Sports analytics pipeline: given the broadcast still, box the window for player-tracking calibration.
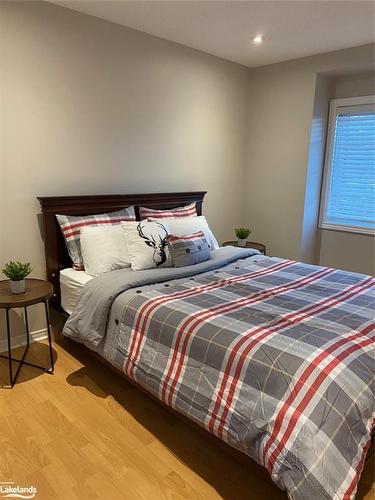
[319,95,375,235]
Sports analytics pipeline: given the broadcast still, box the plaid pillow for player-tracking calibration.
[167,230,211,268]
[139,202,197,220]
[56,207,136,270]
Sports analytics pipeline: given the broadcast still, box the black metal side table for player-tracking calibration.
[0,278,54,387]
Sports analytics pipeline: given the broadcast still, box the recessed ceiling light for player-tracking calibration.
[252,35,264,45]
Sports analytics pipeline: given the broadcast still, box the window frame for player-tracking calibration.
[319,94,375,236]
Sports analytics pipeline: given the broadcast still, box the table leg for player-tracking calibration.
[44,300,54,374]
[0,302,54,387]
[24,306,30,347]
[5,308,13,387]
[9,308,32,386]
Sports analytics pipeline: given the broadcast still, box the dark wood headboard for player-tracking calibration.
[38,191,207,309]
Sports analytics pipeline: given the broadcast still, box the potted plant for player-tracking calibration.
[234,227,251,247]
[2,261,32,294]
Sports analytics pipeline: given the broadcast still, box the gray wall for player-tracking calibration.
[0,1,250,334]
[0,1,374,339]
[318,72,375,275]
[301,73,334,264]
[245,45,374,271]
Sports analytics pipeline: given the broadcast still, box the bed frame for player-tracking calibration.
[37,191,372,494]
[37,192,206,310]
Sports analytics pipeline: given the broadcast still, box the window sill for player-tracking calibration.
[319,223,375,236]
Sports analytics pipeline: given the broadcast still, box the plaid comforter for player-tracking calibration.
[113,257,374,499]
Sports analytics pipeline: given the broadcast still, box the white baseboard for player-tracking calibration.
[0,328,48,354]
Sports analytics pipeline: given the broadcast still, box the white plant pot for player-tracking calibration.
[237,238,247,247]
[10,279,26,294]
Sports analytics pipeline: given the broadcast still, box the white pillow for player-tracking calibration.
[122,220,172,271]
[80,225,131,276]
[149,216,219,250]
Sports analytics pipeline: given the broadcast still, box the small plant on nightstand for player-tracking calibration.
[2,261,32,294]
[234,227,251,247]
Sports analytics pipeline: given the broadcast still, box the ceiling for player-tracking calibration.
[49,1,375,68]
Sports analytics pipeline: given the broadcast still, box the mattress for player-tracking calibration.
[60,268,93,315]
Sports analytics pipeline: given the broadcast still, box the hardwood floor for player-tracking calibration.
[0,339,373,500]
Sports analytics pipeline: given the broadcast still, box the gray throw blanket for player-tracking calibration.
[63,246,259,348]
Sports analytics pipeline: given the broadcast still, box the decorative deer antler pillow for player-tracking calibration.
[121,221,172,271]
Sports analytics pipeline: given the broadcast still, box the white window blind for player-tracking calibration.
[320,96,375,234]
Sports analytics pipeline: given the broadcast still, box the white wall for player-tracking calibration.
[245,44,374,269]
[0,1,250,334]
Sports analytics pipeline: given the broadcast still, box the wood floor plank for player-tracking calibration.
[0,340,372,500]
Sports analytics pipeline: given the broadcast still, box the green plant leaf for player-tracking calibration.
[2,261,32,281]
[234,227,251,239]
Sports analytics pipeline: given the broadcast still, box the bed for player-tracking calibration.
[38,192,374,500]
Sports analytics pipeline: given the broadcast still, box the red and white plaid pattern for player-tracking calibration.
[139,202,197,220]
[167,230,204,243]
[167,230,210,267]
[115,258,374,500]
[56,207,135,270]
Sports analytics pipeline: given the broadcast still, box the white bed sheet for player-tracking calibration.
[60,268,93,315]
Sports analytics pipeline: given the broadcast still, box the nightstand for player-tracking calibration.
[222,240,266,255]
[0,279,54,387]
